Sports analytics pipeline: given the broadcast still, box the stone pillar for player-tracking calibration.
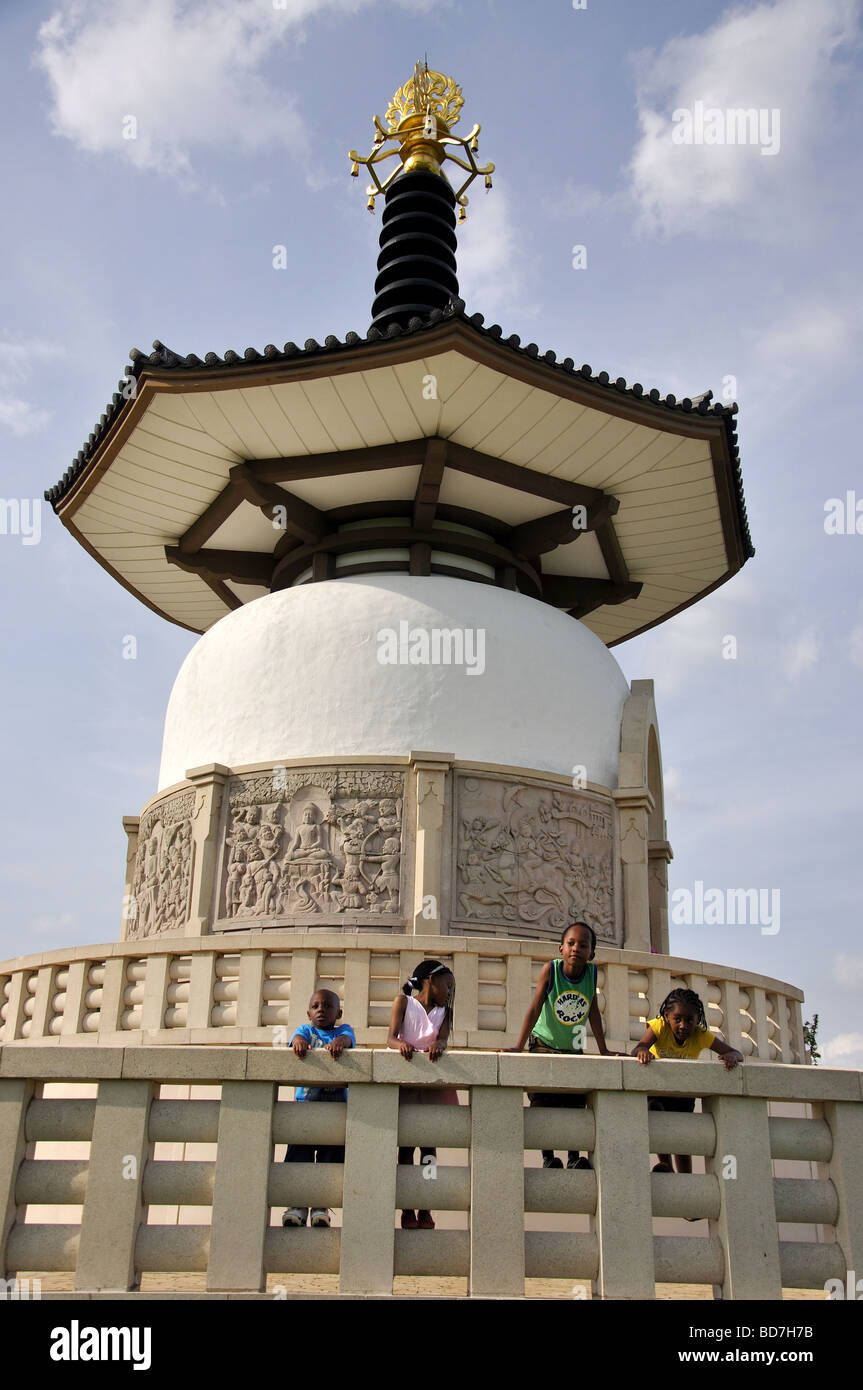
[120,816,139,940]
[207,1080,274,1291]
[612,790,654,953]
[591,1089,655,1298]
[410,751,452,935]
[0,1079,34,1276]
[703,1094,782,1300]
[648,838,673,954]
[75,1079,155,1291]
[823,1100,863,1280]
[185,764,231,935]
[469,1088,525,1295]
[340,1083,399,1295]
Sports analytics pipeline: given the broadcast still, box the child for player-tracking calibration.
[387,959,456,1230]
[510,921,618,1170]
[633,987,744,1176]
[282,987,356,1229]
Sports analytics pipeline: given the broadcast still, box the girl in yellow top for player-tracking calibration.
[633,988,743,1176]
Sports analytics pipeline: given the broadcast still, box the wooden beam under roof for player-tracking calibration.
[540,575,643,616]
[230,462,327,544]
[445,440,603,508]
[506,496,619,556]
[165,546,274,586]
[413,438,447,530]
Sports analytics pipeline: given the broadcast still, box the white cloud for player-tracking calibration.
[848,626,863,668]
[31,911,77,935]
[821,1031,863,1068]
[455,181,531,319]
[0,338,66,437]
[832,954,863,988]
[34,0,434,186]
[627,0,861,239]
[754,302,857,374]
[632,569,758,696]
[782,626,819,680]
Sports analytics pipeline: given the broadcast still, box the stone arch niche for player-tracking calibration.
[614,680,672,954]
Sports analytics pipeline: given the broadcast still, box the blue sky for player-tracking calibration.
[1,0,861,1064]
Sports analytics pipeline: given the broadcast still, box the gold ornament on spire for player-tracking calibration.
[349,59,494,221]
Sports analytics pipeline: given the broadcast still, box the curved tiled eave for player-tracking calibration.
[47,309,751,645]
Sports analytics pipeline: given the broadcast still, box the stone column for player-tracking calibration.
[120,816,139,940]
[648,838,673,954]
[185,763,231,935]
[592,1089,655,1299]
[612,790,654,953]
[469,1088,525,1295]
[703,1094,782,1299]
[409,751,452,935]
[75,1079,155,1291]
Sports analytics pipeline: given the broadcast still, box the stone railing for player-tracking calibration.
[0,1047,859,1298]
[0,933,805,1061]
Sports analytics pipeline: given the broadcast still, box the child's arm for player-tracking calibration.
[587,995,621,1056]
[429,1015,450,1062]
[710,1038,744,1070]
[327,1026,355,1059]
[506,963,552,1051]
[291,1025,311,1057]
[632,1026,658,1065]
[386,995,413,1059]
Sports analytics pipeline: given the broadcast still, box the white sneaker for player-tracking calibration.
[282,1207,308,1227]
[310,1208,331,1227]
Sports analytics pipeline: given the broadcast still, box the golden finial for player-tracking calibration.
[348,59,494,218]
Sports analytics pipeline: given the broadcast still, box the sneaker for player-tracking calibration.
[310,1208,331,1227]
[282,1207,308,1227]
[542,1154,564,1169]
[400,1210,418,1229]
[416,1210,435,1229]
[567,1155,593,1170]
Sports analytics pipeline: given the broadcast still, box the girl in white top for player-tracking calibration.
[387,959,456,1230]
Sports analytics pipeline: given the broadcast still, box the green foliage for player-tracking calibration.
[803,1013,820,1065]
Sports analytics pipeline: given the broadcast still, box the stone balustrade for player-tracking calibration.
[0,1047,859,1298]
[0,933,805,1061]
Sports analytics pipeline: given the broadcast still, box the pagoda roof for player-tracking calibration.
[46,299,753,646]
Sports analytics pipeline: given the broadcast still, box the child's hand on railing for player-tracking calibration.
[398,1040,414,1061]
[292,1035,308,1057]
[327,1037,347,1059]
[635,1045,653,1066]
[428,1042,446,1061]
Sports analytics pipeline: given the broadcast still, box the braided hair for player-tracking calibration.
[403,959,455,1029]
[657,987,708,1031]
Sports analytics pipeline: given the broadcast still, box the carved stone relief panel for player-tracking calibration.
[452,774,620,943]
[216,767,406,925]
[127,790,195,939]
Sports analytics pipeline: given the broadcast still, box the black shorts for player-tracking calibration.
[527,1034,587,1108]
[648,1095,696,1113]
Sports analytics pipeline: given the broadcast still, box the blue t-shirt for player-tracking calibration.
[290,1023,356,1101]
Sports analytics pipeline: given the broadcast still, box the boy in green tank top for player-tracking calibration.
[510,922,619,1168]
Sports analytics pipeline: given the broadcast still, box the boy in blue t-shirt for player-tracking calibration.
[282,988,356,1229]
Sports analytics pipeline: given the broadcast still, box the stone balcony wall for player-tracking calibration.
[0,932,805,1061]
[0,1047,859,1299]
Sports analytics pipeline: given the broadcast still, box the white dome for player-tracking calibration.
[158,576,630,790]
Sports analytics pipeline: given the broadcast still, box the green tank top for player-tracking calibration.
[532,958,596,1051]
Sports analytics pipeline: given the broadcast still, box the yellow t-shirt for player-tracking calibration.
[647,1015,715,1060]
